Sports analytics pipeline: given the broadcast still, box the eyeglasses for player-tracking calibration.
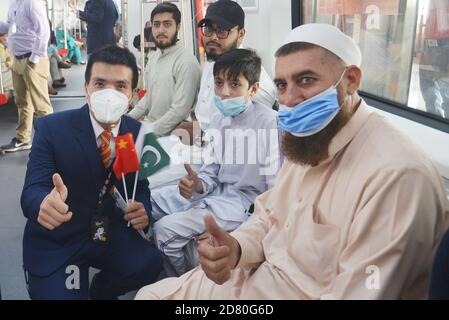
[201,26,237,39]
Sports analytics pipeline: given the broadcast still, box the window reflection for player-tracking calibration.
[417,0,449,118]
[303,0,449,120]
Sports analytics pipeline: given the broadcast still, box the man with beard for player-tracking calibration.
[128,3,201,137]
[176,0,276,142]
[136,24,449,300]
[147,0,276,189]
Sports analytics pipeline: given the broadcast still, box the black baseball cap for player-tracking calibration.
[198,0,245,30]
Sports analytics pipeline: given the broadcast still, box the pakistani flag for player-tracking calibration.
[138,133,170,180]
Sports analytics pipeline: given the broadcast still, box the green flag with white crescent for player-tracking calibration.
[138,133,170,180]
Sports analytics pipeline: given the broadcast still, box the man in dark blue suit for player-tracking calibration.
[21,45,162,300]
[73,0,119,55]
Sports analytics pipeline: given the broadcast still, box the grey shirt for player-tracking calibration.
[129,41,201,137]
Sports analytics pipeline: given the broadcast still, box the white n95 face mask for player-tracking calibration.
[88,89,130,124]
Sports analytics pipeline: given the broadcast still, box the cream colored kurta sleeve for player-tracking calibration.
[321,166,448,300]
[128,84,150,120]
[232,189,273,269]
[152,59,201,137]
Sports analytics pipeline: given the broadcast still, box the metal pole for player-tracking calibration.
[121,0,128,47]
[180,0,187,49]
[78,17,82,40]
[52,0,55,27]
[75,0,79,39]
[141,1,145,86]
[64,0,68,49]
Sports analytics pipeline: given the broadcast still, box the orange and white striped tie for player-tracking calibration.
[99,131,112,168]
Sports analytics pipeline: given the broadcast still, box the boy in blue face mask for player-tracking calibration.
[212,49,260,116]
[149,49,281,277]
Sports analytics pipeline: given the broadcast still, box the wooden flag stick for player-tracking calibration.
[129,171,139,228]
[122,173,131,228]
[122,173,129,203]
[131,171,139,202]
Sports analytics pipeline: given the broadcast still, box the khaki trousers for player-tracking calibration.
[11,57,53,142]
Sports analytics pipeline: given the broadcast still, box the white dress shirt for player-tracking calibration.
[89,112,120,160]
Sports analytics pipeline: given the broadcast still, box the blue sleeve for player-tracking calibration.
[131,175,151,233]
[135,177,152,218]
[20,119,55,223]
[79,0,105,23]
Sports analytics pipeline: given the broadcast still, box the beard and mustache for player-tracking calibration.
[154,31,178,49]
[281,102,355,167]
[204,37,239,61]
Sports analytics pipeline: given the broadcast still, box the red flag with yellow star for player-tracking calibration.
[113,133,140,179]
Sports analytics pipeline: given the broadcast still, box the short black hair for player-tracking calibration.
[85,45,139,89]
[133,34,141,50]
[213,48,261,87]
[151,2,181,25]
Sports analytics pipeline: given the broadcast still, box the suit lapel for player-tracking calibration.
[74,105,105,188]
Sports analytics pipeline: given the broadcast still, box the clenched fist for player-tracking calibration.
[123,201,149,231]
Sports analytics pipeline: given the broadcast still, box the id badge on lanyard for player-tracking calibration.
[91,166,114,244]
[92,211,109,244]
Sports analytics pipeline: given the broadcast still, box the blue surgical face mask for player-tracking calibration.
[214,95,247,117]
[278,69,348,137]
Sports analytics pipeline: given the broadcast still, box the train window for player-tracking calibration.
[301,0,449,123]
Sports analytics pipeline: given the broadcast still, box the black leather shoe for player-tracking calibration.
[52,82,67,89]
[58,61,71,69]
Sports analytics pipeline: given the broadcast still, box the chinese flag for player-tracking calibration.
[113,133,140,179]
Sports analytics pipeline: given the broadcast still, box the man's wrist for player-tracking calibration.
[231,239,242,269]
[29,54,39,64]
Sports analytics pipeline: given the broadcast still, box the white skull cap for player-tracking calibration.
[282,23,362,67]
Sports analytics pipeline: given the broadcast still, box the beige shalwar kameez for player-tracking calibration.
[136,101,449,300]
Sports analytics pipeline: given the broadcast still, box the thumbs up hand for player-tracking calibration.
[197,214,242,285]
[37,174,73,230]
[179,163,203,199]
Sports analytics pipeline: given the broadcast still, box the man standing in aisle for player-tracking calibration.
[71,0,119,55]
[0,0,53,153]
